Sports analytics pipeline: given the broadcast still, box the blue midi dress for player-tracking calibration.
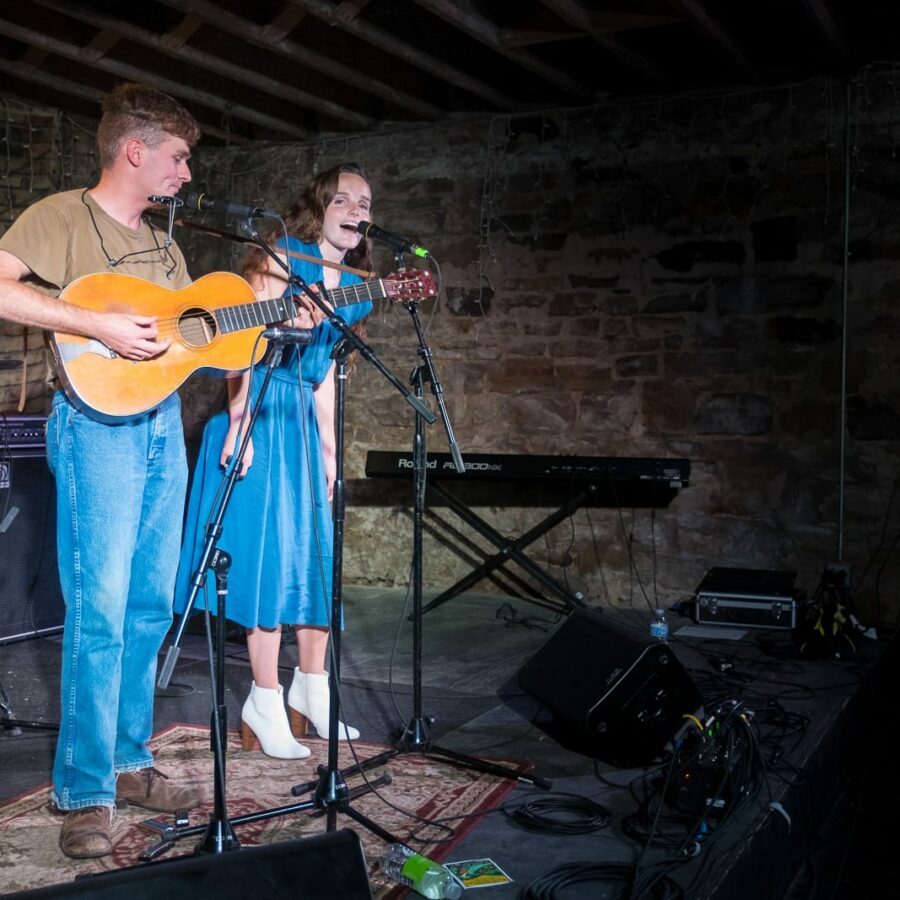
[174,239,372,628]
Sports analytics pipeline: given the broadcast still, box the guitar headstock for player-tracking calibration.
[383,268,437,303]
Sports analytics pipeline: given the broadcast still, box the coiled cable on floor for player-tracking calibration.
[504,791,612,835]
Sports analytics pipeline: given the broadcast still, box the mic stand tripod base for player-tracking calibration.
[359,730,554,791]
[397,715,433,751]
[137,776,404,862]
[289,716,553,796]
[313,762,351,810]
[195,814,240,855]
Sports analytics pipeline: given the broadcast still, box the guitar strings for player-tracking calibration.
[87,273,430,340]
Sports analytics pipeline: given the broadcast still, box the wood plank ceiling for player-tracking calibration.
[0,0,893,146]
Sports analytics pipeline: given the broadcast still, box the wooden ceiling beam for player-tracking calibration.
[535,0,667,84]
[159,13,203,51]
[79,28,123,64]
[285,0,513,108]
[539,0,591,33]
[159,0,442,119]
[0,57,253,146]
[260,5,308,45]
[414,0,591,98]
[0,57,108,111]
[540,0,683,36]
[0,15,311,139]
[333,0,371,25]
[31,0,367,131]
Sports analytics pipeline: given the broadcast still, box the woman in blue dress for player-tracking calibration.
[175,163,373,758]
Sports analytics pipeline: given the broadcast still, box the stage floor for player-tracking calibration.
[1,586,897,899]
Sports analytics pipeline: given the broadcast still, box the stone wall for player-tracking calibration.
[2,70,899,622]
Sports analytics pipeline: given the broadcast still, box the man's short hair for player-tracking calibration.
[97,83,201,169]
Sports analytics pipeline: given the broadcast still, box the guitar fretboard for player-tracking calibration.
[213,279,387,335]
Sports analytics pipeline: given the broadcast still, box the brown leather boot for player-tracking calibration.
[116,767,200,812]
[59,806,114,859]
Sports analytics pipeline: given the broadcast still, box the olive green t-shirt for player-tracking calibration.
[0,189,192,389]
[0,188,191,292]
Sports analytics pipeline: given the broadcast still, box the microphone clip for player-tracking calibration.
[148,194,184,207]
[147,195,183,249]
[261,326,314,345]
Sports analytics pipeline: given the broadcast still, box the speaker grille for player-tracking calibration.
[0,455,64,643]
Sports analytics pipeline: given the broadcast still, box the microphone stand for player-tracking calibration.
[145,222,432,858]
[149,336,303,857]
[290,253,552,798]
[248,233,435,839]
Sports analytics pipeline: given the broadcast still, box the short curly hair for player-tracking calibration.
[97,83,201,169]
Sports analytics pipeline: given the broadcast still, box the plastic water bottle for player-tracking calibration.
[379,843,463,899]
[650,608,669,641]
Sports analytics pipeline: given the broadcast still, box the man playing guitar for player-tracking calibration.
[0,82,202,859]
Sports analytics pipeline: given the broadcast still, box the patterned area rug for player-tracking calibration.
[0,724,526,897]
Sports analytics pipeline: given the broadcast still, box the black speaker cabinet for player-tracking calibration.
[0,455,64,643]
[12,828,373,899]
[519,608,702,767]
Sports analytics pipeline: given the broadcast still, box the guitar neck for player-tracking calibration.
[214,279,385,334]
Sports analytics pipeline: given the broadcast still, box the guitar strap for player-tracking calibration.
[17,326,27,412]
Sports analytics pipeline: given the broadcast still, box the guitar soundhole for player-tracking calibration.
[178,308,218,348]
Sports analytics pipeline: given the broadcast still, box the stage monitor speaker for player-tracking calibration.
[12,828,373,899]
[519,608,702,767]
[0,454,64,643]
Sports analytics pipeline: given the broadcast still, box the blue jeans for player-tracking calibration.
[46,391,187,810]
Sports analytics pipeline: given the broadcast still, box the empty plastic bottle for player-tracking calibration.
[379,842,463,899]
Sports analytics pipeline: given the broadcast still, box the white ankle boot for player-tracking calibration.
[241,682,311,759]
[287,669,360,741]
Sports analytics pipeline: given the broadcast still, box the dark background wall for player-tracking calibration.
[2,70,898,623]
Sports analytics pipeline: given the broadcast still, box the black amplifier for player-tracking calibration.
[694,567,799,630]
[0,414,48,459]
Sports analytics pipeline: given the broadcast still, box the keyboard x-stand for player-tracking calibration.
[365,451,690,616]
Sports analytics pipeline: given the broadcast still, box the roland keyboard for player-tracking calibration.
[365,451,690,487]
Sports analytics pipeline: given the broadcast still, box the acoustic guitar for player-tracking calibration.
[47,268,436,422]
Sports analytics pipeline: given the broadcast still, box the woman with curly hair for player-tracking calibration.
[175,163,373,758]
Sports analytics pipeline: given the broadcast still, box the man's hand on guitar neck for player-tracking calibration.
[90,311,172,360]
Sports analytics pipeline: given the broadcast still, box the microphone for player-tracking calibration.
[179,191,280,220]
[355,221,430,258]
[261,326,314,344]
